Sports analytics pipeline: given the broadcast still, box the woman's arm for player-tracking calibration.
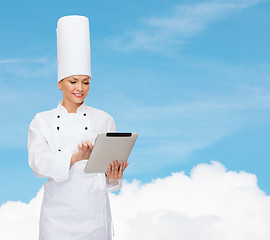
[70,141,93,167]
[27,115,73,183]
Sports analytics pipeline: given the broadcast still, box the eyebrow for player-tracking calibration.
[72,77,90,80]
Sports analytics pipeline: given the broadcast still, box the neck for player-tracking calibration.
[62,99,84,113]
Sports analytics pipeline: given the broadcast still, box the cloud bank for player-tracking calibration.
[108,0,262,54]
[1,161,270,240]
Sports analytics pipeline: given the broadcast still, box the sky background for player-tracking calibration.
[0,1,270,238]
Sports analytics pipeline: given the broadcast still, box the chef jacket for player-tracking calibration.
[28,100,121,240]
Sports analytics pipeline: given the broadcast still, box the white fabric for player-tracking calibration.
[57,15,91,82]
[28,100,121,240]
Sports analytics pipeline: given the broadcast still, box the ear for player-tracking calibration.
[57,80,62,90]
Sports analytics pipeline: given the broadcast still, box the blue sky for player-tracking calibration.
[0,0,270,205]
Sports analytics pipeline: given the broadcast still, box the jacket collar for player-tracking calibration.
[57,100,87,114]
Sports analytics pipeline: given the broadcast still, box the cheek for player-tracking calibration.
[61,84,76,95]
[84,85,90,93]
[65,84,76,92]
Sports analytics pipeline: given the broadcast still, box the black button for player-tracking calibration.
[57,115,60,118]
[58,149,61,152]
[85,127,88,130]
[57,126,60,130]
[84,113,86,116]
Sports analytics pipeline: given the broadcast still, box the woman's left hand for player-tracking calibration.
[106,161,129,179]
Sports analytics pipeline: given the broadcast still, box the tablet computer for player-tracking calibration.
[84,132,138,173]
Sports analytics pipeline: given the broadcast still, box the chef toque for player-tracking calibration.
[56,15,91,82]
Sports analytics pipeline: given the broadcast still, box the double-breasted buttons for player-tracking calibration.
[56,113,61,152]
[56,114,60,131]
[55,111,88,134]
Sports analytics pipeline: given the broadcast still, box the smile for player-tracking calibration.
[73,93,84,97]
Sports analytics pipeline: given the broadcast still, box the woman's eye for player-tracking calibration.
[70,81,76,84]
[84,82,90,85]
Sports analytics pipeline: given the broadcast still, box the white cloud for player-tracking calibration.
[0,58,49,64]
[0,188,43,240]
[107,0,262,54]
[0,57,56,81]
[110,161,270,240]
[1,161,270,240]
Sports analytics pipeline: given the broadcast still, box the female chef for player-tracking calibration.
[27,15,127,240]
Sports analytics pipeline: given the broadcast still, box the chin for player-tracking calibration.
[73,96,87,104]
[73,99,85,104]
[64,94,87,104]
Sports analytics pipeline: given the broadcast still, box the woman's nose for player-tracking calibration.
[77,83,83,91]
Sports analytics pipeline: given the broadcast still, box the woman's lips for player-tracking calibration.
[73,93,84,98]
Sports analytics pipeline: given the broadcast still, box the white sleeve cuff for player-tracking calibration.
[106,177,122,191]
[52,150,73,183]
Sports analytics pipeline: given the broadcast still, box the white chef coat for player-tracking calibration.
[28,100,122,240]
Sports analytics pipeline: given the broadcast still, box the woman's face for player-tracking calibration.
[57,75,91,104]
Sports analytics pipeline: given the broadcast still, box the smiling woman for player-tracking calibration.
[57,75,91,113]
[27,15,128,240]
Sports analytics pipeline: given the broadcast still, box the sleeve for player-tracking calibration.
[27,115,73,183]
[105,116,123,191]
[106,116,117,133]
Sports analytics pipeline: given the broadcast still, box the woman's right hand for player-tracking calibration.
[70,140,93,167]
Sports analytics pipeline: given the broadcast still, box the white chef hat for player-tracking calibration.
[56,15,91,82]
